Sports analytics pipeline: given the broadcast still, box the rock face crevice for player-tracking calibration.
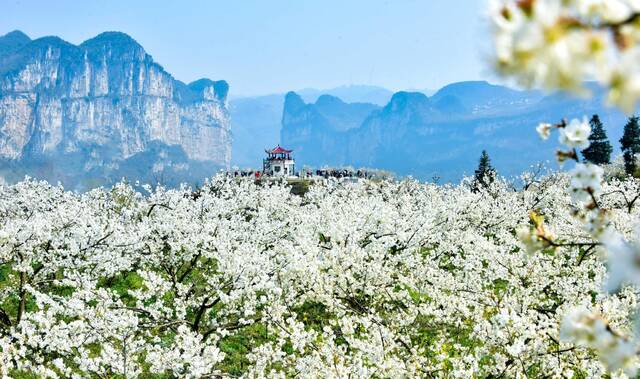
[0,30,231,186]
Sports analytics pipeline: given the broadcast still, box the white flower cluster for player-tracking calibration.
[523,110,639,375]
[491,0,640,112]
[535,118,592,163]
[570,162,603,202]
[561,306,637,376]
[0,175,638,376]
[560,118,592,149]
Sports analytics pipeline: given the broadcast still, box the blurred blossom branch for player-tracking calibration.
[491,0,640,112]
[491,0,640,374]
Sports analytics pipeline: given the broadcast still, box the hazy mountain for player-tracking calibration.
[407,88,438,96]
[229,94,282,167]
[281,81,629,181]
[229,85,391,167]
[280,92,381,168]
[0,30,231,189]
[297,85,394,106]
[430,81,544,115]
[0,30,31,59]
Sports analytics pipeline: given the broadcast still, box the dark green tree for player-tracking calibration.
[581,115,612,165]
[620,116,640,175]
[474,150,496,190]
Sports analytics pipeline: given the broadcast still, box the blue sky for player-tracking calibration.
[1,0,492,96]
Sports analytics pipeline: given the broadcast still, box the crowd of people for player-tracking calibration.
[229,169,262,178]
[226,167,393,180]
[300,168,390,180]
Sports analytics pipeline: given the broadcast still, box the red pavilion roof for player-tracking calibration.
[266,145,293,154]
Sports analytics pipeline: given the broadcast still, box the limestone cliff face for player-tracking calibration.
[0,31,231,179]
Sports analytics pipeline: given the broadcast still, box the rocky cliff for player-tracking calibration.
[0,30,231,188]
[230,85,397,168]
[280,92,380,167]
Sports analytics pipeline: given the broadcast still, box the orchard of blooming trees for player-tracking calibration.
[4,0,640,377]
[2,173,640,377]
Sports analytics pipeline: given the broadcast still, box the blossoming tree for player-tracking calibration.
[491,0,640,374]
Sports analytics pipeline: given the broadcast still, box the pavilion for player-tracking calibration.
[263,145,295,176]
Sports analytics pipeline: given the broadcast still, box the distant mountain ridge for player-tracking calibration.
[430,81,543,114]
[0,30,231,189]
[281,81,629,181]
[0,30,30,60]
[229,85,396,167]
[296,85,394,106]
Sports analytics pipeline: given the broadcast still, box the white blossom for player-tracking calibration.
[489,0,640,110]
[536,122,553,140]
[561,306,638,376]
[577,0,634,23]
[569,162,603,202]
[559,118,591,149]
